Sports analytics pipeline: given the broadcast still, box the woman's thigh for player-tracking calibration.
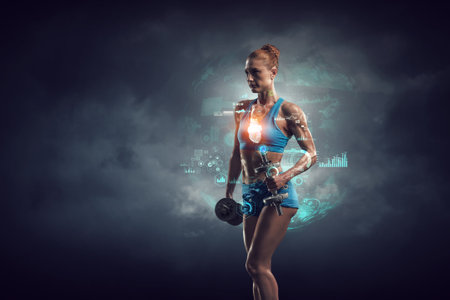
[243,214,259,253]
[247,206,298,265]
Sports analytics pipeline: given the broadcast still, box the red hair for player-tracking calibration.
[248,44,280,70]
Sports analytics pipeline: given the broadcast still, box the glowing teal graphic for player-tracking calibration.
[259,145,268,154]
[292,176,304,186]
[215,173,227,186]
[283,148,308,154]
[182,166,196,174]
[296,198,321,222]
[287,174,345,230]
[319,152,348,168]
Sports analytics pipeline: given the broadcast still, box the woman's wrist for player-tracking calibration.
[225,184,235,199]
[280,170,295,183]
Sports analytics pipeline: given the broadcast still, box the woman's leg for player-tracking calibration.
[243,214,258,252]
[243,214,262,300]
[245,206,297,300]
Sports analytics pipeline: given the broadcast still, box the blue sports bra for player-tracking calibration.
[237,98,290,153]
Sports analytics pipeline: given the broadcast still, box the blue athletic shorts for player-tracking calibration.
[242,174,299,217]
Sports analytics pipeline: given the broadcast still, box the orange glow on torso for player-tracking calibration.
[247,117,262,143]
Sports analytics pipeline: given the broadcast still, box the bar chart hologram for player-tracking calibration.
[318,152,348,168]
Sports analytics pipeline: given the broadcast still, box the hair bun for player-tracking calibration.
[261,44,280,60]
[247,44,280,70]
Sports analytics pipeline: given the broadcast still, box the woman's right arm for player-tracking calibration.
[225,101,244,199]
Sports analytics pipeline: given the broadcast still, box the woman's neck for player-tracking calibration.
[257,88,279,105]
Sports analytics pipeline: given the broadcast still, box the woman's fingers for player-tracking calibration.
[265,176,287,190]
[264,177,277,190]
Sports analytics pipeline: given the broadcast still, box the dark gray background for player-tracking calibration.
[1,1,449,299]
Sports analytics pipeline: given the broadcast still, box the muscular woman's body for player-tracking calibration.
[224,44,317,300]
[226,97,317,197]
[238,98,289,184]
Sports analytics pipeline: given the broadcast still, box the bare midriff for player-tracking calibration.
[240,149,283,184]
[235,98,292,185]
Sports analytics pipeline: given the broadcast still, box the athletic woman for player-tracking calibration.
[225,44,317,300]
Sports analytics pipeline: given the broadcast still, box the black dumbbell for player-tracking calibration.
[215,198,243,226]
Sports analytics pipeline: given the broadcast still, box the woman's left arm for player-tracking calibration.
[280,102,317,182]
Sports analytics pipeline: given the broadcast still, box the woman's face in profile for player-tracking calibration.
[245,58,273,93]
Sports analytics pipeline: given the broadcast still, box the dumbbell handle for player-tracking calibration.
[263,192,287,216]
[275,203,283,216]
[269,190,283,216]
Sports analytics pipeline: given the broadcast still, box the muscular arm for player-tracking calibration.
[225,101,244,198]
[280,103,317,182]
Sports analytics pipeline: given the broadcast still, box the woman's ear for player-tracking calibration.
[271,67,278,79]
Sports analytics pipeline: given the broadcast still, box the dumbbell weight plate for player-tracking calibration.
[215,198,238,222]
[227,203,243,226]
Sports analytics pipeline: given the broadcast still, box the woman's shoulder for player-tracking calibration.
[235,99,254,113]
[280,99,308,129]
[234,99,254,124]
[280,99,304,116]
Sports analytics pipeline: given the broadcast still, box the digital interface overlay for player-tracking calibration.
[179,51,352,230]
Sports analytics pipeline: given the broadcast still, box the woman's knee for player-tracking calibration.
[245,257,269,278]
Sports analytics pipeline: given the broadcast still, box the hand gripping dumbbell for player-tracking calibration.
[254,145,288,216]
